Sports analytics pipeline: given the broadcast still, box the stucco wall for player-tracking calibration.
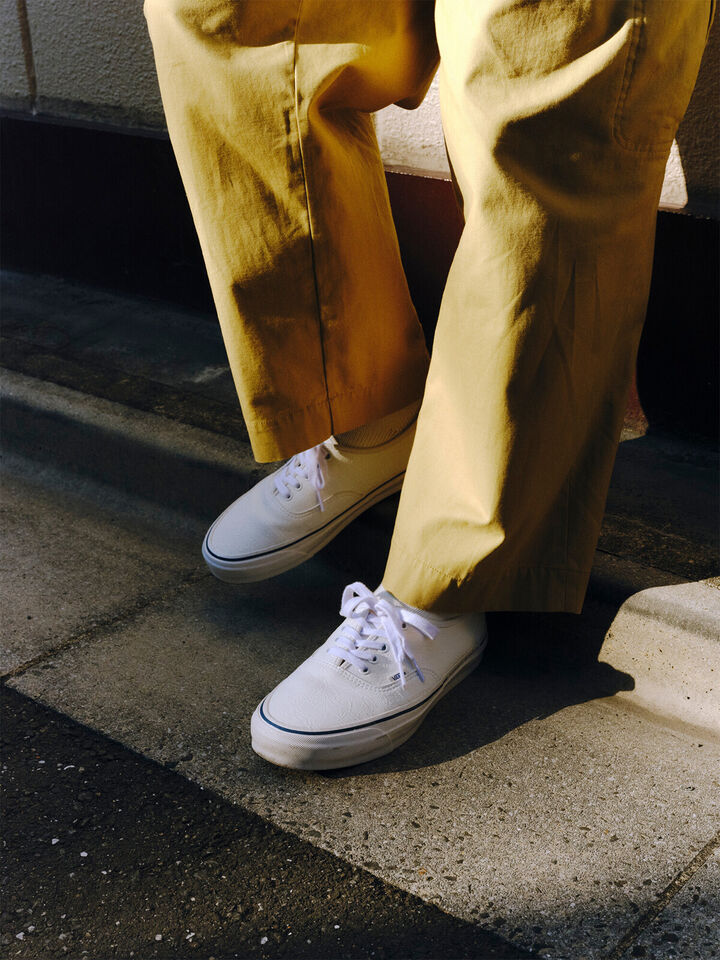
[3,0,166,128]
[2,0,718,216]
[0,0,31,109]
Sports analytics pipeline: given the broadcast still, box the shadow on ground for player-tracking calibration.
[1,687,533,960]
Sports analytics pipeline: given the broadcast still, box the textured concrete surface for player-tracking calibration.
[2,368,262,520]
[9,536,720,959]
[623,849,720,959]
[602,431,719,582]
[376,76,449,177]
[0,458,201,676]
[3,687,529,959]
[3,395,719,957]
[1,271,236,409]
[599,578,720,735]
[3,270,719,958]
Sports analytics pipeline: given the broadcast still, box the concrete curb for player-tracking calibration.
[597,575,719,735]
[3,368,719,740]
[2,367,266,520]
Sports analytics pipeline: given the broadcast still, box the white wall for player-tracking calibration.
[376,77,449,178]
[2,0,717,216]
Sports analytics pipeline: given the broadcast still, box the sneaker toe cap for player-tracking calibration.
[260,661,393,735]
[204,481,293,560]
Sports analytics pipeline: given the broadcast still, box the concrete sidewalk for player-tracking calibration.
[2,272,719,959]
[3,686,528,960]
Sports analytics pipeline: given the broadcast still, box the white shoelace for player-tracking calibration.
[329,582,437,687]
[274,442,336,510]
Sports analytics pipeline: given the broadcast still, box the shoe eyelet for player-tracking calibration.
[294,482,301,489]
[362,667,369,673]
[284,493,292,500]
[381,644,387,651]
[401,623,407,630]
[372,656,378,662]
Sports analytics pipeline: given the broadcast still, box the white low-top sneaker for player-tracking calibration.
[251,582,488,770]
[202,427,414,583]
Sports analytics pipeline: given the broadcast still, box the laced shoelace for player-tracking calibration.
[274,441,337,510]
[329,582,437,687]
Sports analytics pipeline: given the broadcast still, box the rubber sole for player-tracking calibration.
[250,634,488,771]
[202,472,405,584]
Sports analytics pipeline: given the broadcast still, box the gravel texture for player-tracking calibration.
[1,687,531,960]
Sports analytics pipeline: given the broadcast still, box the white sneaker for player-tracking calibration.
[202,428,414,583]
[251,582,488,770]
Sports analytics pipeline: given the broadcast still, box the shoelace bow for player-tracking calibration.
[329,582,437,687]
[274,441,338,510]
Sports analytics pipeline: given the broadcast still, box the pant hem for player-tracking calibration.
[383,541,592,615]
[247,375,428,462]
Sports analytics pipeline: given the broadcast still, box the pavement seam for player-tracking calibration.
[594,544,718,594]
[1,566,210,683]
[603,829,720,960]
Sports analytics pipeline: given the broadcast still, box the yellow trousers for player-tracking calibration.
[145,0,711,613]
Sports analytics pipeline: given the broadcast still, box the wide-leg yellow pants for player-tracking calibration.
[145,0,711,614]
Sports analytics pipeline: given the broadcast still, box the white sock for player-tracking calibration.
[336,399,421,449]
[381,586,461,622]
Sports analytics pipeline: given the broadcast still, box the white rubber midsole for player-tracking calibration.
[251,639,488,770]
[202,473,404,583]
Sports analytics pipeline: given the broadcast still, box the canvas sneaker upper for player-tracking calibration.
[203,428,415,582]
[252,582,487,769]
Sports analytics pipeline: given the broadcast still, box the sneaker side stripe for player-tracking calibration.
[204,471,405,562]
[257,661,476,737]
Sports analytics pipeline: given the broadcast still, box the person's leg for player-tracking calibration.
[383,0,713,614]
[145,0,439,582]
[250,0,712,770]
[144,0,437,462]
